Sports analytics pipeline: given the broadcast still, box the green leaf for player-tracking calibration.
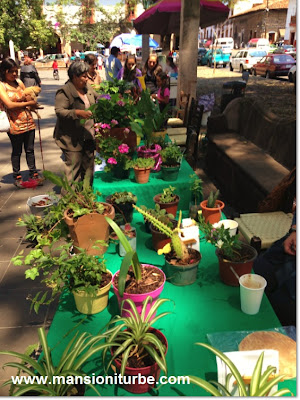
[250,351,264,395]
[25,267,39,280]
[188,375,223,396]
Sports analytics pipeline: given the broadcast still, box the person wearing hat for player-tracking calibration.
[20,51,41,88]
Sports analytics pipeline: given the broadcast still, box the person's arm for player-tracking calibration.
[283,229,296,255]
[55,89,92,120]
[0,84,37,110]
[33,66,41,86]
[155,87,170,104]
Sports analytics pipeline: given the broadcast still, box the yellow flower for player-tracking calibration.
[18,218,22,221]
[157,243,171,255]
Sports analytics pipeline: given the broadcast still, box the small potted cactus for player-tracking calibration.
[153,186,180,217]
[200,189,225,224]
[133,205,201,286]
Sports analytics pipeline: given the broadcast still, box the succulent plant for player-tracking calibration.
[158,186,177,204]
[133,205,189,262]
[206,189,220,208]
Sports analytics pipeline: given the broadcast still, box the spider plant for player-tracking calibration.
[0,327,116,396]
[188,343,292,397]
[102,296,170,376]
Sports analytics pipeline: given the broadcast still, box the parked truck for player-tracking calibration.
[201,49,230,68]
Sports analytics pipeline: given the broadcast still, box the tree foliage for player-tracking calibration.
[0,0,56,54]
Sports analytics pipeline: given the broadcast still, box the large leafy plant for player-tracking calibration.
[0,327,114,396]
[159,185,178,203]
[43,170,105,217]
[160,143,183,166]
[198,216,241,261]
[102,297,170,376]
[188,343,292,396]
[11,243,108,313]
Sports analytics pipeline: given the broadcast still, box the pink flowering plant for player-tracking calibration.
[95,135,132,172]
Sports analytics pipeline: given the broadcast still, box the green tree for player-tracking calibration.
[0,0,56,54]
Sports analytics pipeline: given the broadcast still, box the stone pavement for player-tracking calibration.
[0,67,216,394]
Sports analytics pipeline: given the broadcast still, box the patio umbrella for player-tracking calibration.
[133,0,229,35]
[109,33,135,49]
[127,34,159,48]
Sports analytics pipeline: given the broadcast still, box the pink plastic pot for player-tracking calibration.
[112,265,166,318]
[111,328,168,394]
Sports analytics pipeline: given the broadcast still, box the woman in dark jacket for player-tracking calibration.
[54,61,98,184]
[20,53,41,88]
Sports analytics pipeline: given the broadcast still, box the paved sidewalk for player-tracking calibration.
[0,67,216,394]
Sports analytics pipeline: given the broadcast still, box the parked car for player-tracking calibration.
[197,47,207,65]
[251,54,296,78]
[35,53,67,67]
[288,65,296,83]
[230,49,267,72]
[201,49,230,68]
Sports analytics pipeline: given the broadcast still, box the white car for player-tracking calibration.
[288,65,296,83]
[230,49,267,72]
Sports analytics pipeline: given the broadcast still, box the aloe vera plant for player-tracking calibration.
[103,296,170,376]
[0,327,116,396]
[206,190,220,208]
[133,205,190,262]
[188,343,292,397]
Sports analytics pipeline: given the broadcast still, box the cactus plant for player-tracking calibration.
[206,189,220,208]
[133,205,190,262]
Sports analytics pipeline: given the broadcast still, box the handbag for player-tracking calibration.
[0,109,10,132]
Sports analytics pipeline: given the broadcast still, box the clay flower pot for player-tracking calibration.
[153,194,180,217]
[200,199,225,224]
[133,167,151,184]
[64,202,115,256]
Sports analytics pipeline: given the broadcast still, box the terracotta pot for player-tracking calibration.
[150,220,177,251]
[73,271,112,314]
[111,328,168,394]
[153,194,180,217]
[216,243,258,286]
[200,199,225,224]
[96,127,137,150]
[64,203,115,255]
[133,167,151,184]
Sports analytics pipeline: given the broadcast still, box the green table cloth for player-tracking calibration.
[46,213,296,396]
[93,158,194,210]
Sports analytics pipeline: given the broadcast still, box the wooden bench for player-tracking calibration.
[205,97,296,213]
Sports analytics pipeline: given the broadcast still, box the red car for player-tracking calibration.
[251,54,296,78]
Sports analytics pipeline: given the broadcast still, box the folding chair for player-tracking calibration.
[167,92,190,127]
[167,97,195,145]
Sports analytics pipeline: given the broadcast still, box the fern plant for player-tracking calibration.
[133,205,190,262]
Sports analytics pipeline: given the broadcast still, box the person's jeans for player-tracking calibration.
[8,130,37,179]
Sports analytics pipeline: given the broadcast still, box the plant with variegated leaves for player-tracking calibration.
[188,342,292,397]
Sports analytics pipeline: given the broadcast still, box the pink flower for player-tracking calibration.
[123,128,130,135]
[107,157,117,165]
[95,128,99,132]
[111,119,118,126]
[117,100,125,107]
[118,144,129,154]
[100,123,111,129]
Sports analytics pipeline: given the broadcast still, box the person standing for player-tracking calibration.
[20,52,41,88]
[142,54,162,94]
[0,58,42,188]
[117,55,142,100]
[84,53,101,86]
[151,71,170,112]
[105,46,122,81]
[97,54,103,70]
[54,61,98,184]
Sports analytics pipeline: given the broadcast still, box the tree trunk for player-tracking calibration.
[178,0,200,103]
[142,34,150,65]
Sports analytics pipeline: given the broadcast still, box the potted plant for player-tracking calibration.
[133,206,201,286]
[89,78,143,149]
[189,175,203,219]
[0,327,112,396]
[200,189,225,224]
[12,242,112,315]
[128,157,155,184]
[198,216,257,286]
[140,204,176,250]
[159,142,183,181]
[26,193,57,216]
[188,342,292,396]
[95,136,132,179]
[105,217,166,317]
[153,185,180,216]
[43,170,115,256]
[102,296,170,394]
[110,223,137,257]
[106,191,137,225]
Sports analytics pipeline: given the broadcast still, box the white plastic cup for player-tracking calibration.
[213,219,238,236]
[239,274,267,315]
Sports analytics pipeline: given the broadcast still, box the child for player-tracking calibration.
[52,59,58,78]
[151,71,170,112]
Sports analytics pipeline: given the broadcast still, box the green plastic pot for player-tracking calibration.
[161,164,180,181]
[164,250,201,286]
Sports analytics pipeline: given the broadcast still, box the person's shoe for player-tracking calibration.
[31,173,44,186]
[14,175,25,189]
